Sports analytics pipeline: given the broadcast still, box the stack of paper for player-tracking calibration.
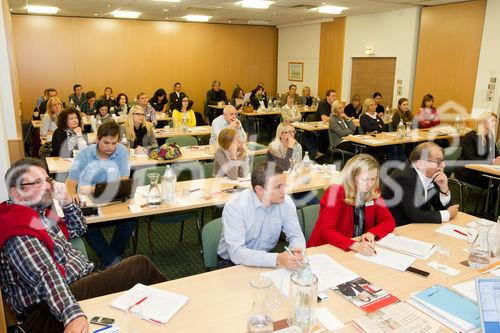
[435,224,468,240]
[354,247,416,271]
[408,285,480,332]
[261,253,358,297]
[110,283,190,325]
[376,233,437,259]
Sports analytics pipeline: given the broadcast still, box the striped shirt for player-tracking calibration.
[0,202,94,326]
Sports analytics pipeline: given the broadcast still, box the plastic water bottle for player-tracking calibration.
[181,114,188,132]
[289,255,317,331]
[162,165,177,204]
[302,152,312,168]
[90,117,97,133]
[455,115,461,131]
[121,133,130,152]
[397,119,405,139]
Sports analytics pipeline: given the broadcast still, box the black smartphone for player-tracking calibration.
[81,206,99,217]
[89,316,115,326]
[406,266,430,277]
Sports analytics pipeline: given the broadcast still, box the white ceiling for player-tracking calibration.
[8,0,470,26]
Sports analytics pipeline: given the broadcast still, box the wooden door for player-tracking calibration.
[350,57,396,107]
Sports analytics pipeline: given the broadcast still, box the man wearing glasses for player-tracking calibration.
[381,142,459,226]
[0,158,166,333]
[66,121,136,269]
[217,161,305,269]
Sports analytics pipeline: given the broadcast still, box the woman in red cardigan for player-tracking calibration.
[307,154,395,255]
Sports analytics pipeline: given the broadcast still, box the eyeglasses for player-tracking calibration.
[424,159,444,166]
[133,113,146,117]
[20,177,54,187]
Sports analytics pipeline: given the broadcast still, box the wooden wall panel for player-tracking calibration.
[318,17,345,99]
[412,0,486,119]
[350,57,396,106]
[11,15,278,120]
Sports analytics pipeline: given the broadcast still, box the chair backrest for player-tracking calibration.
[202,161,214,179]
[202,218,223,269]
[443,146,462,176]
[195,112,205,126]
[173,161,204,181]
[166,135,198,147]
[305,113,316,122]
[70,237,88,259]
[133,166,167,186]
[296,208,305,235]
[301,204,320,241]
[251,154,268,168]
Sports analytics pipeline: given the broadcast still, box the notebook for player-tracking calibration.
[476,278,500,333]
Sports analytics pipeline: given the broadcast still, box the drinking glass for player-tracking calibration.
[128,304,143,333]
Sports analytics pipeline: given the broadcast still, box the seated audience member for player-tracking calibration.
[418,94,440,129]
[213,128,250,180]
[41,97,63,136]
[169,82,185,112]
[249,85,268,111]
[68,84,85,109]
[39,88,59,115]
[329,100,356,149]
[373,92,385,115]
[51,107,87,158]
[307,154,395,254]
[344,95,362,119]
[121,105,158,154]
[66,121,137,268]
[301,86,313,107]
[359,98,385,133]
[206,80,228,124]
[114,93,130,115]
[257,82,268,100]
[230,86,245,110]
[209,104,247,145]
[0,157,166,333]
[172,95,196,128]
[280,84,301,106]
[217,161,306,268]
[315,89,337,122]
[80,91,97,116]
[136,92,157,126]
[94,99,114,124]
[36,88,49,113]
[268,122,301,170]
[149,88,168,113]
[99,87,115,110]
[281,94,302,123]
[455,112,500,188]
[381,142,459,226]
[391,97,415,129]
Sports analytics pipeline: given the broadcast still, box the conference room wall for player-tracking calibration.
[412,0,486,119]
[277,23,320,98]
[472,0,500,116]
[341,7,421,109]
[10,15,278,120]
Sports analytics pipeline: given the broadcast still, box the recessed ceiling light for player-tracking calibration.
[248,19,270,25]
[312,5,347,14]
[26,5,59,14]
[94,13,99,16]
[107,4,111,7]
[238,0,274,9]
[163,8,169,12]
[152,0,180,2]
[111,10,141,19]
[184,15,211,22]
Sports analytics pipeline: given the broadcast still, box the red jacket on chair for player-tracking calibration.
[306,184,395,251]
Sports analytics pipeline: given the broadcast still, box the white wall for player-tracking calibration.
[472,0,500,117]
[341,7,421,108]
[277,23,321,97]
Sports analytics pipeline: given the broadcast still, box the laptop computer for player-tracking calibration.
[476,277,500,333]
[91,178,137,205]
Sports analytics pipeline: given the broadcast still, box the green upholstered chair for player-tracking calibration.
[201,218,222,270]
[301,204,320,242]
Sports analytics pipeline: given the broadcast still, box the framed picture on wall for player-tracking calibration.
[288,62,303,82]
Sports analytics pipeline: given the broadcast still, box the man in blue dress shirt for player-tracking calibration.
[66,121,136,269]
[217,161,306,268]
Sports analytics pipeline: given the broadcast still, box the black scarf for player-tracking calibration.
[133,125,147,148]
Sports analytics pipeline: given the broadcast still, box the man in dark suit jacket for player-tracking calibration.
[169,82,186,112]
[205,80,228,124]
[381,142,459,226]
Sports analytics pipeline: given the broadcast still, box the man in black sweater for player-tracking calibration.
[205,80,228,124]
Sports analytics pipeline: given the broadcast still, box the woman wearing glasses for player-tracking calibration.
[51,107,87,158]
[172,95,196,128]
[121,105,158,154]
[40,97,63,136]
[268,122,302,170]
[307,154,395,254]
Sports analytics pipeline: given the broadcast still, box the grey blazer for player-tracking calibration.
[328,114,356,148]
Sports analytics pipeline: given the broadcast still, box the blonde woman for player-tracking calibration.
[121,105,158,154]
[281,94,302,123]
[40,96,63,136]
[213,127,250,180]
[455,112,499,188]
[329,100,356,148]
[359,98,385,134]
[268,122,302,170]
[301,86,313,107]
[172,95,196,128]
[307,154,395,254]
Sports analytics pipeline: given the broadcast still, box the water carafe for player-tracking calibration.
[288,257,318,332]
[247,276,273,333]
[147,173,161,208]
[468,220,494,269]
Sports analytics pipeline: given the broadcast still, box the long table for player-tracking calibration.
[85,168,341,224]
[79,212,482,332]
[46,142,268,174]
[466,163,500,219]
[154,126,211,139]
